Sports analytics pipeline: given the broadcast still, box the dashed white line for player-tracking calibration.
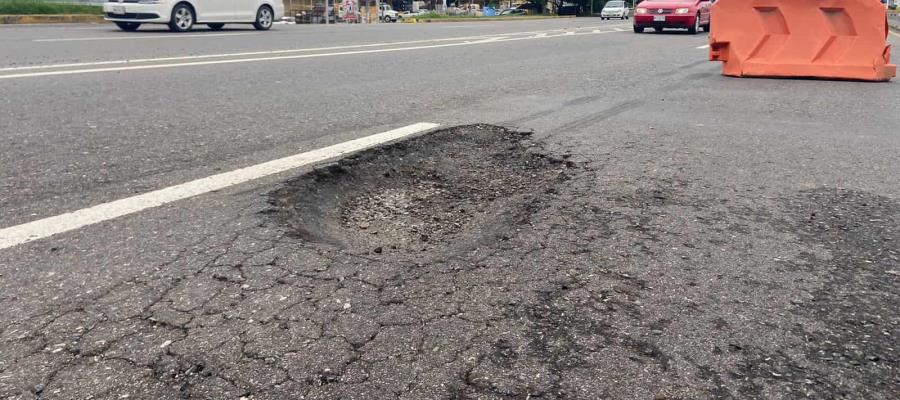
[0,122,440,251]
[696,44,710,49]
[890,30,900,38]
[33,32,259,42]
[466,36,508,43]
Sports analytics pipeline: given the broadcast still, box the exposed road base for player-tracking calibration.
[269,124,570,257]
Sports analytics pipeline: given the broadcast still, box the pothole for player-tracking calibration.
[266,124,573,254]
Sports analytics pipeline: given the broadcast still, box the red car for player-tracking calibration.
[633,0,712,34]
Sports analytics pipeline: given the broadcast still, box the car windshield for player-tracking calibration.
[605,1,625,7]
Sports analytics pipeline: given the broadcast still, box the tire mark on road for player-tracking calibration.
[555,99,646,132]
[506,94,647,128]
[505,109,557,125]
[655,59,709,77]
[564,94,605,107]
[506,93,617,126]
[506,68,706,129]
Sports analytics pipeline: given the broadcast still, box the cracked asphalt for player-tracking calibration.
[2,19,900,400]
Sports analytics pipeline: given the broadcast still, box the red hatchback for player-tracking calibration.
[633,0,711,34]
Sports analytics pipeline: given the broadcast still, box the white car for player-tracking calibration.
[103,0,284,32]
[600,0,630,20]
[399,9,429,19]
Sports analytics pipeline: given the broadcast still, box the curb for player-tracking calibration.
[0,14,106,24]
[401,15,575,23]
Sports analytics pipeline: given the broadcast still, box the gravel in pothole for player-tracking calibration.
[266,124,573,254]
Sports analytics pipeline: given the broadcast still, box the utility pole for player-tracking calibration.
[376,0,380,22]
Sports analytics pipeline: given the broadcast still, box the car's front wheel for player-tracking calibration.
[253,6,274,30]
[114,21,141,32]
[169,4,194,32]
[687,14,699,34]
[207,23,225,30]
[633,26,644,33]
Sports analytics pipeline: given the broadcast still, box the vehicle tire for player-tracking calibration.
[114,21,141,31]
[382,16,391,23]
[687,14,699,34]
[207,23,225,30]
[253,6,274,30]
[168,3,194,32]
[633,26,644,33]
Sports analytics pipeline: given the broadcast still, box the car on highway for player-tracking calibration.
[632,0,710,34]
[398,9,430,19]
[103,0,284,32]
[517,2,543,13]
[499,8,527,16]
[600,1,630,20]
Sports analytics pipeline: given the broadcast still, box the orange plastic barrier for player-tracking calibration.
[709,0,896,81]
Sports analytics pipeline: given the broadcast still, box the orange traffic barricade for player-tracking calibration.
[709,0,896,81]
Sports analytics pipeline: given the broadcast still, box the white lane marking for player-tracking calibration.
[33,32,259,42]
[614,27,626,32]
[1,26,618,72]
[0,29,623,80]
[890,30,900,38]
[696,44,710,49]
[0,122,439,250]
[467,36,508,44]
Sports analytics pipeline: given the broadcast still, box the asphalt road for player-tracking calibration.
[1,19,899,399]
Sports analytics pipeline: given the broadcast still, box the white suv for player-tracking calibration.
[103,0,284,32]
